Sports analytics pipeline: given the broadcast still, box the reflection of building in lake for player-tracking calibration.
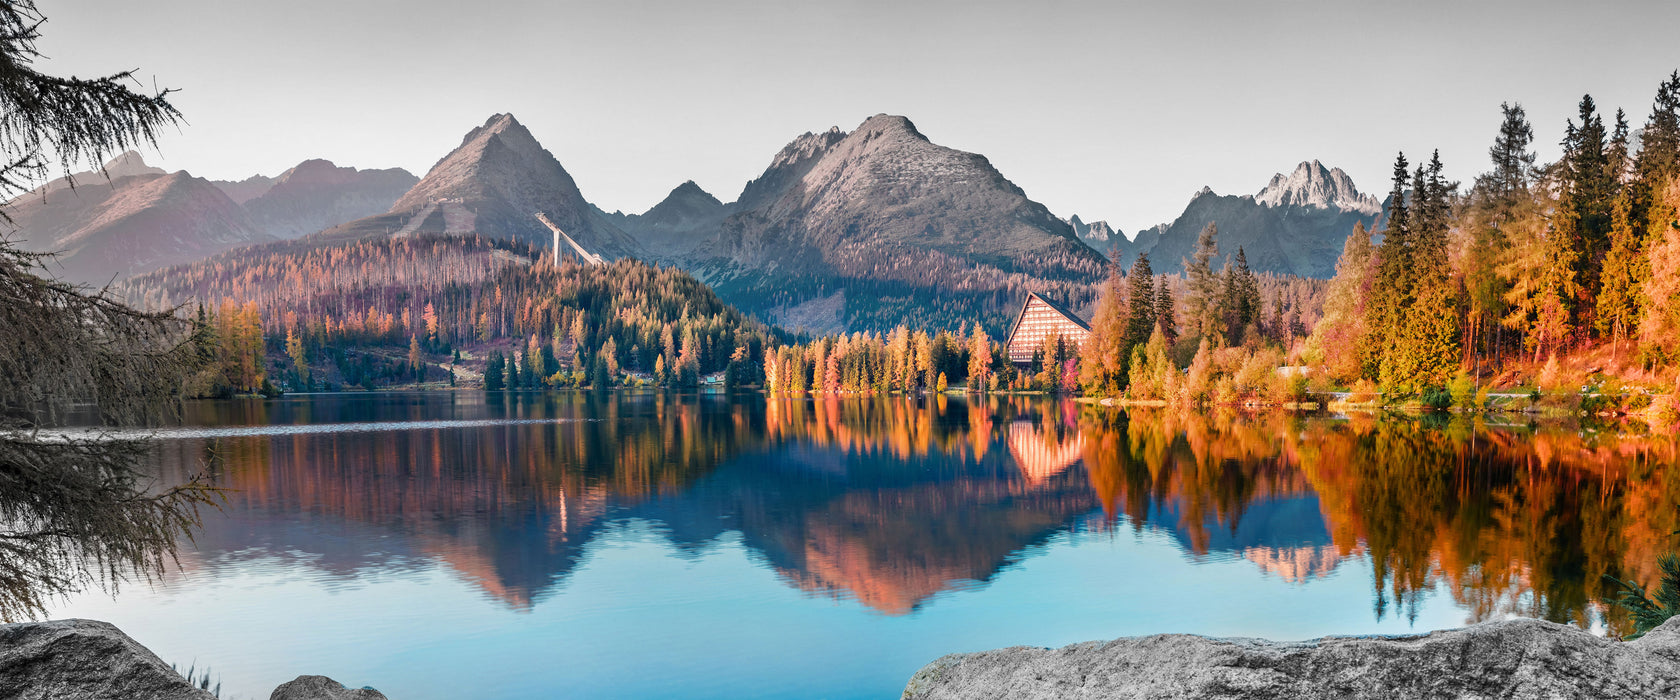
[1003,292,1091,365]
[1007,420,1086,484]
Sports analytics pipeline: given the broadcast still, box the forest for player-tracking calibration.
[1051,71,1680,414]
[120,236,781,393]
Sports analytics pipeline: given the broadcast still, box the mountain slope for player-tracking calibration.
[243,159,417,239]
[328,113,642,260]
[686,114,1106,333]
[6,165,269,284]
[1118,161,1383,277]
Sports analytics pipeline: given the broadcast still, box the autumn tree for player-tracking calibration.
[1081,258,1130,396]
[967,325,993,391]
[1305,222,1375,383]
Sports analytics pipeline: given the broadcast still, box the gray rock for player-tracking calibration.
[269,675,388,700]
[0,618,215,700]
[903,616,1680,699]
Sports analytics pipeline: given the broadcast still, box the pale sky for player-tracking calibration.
[34,0,1680,235]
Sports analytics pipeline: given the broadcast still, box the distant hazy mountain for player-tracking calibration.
[5,159,269,284]
[1116,160,1383,278]
[666,114,1105,333]
[597,180,729,260]
[243,159,417,239]
[210,174,276,205]
[29,150,165,198]
[5,151,424,283]
[317,113,642,259]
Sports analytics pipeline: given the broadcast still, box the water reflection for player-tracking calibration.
[142,394,1679,637]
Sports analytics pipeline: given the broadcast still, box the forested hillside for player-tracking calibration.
[120,235,778,391]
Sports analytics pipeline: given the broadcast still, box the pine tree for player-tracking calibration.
[1488,102,1537,202]
[1182,222,1221,342]
[1636,72,1680,199]
[1124,253,1157,351]
[1220,247,1259,346]
[1391,152,1461,390]
[484,351,504,391]
[1597,188,1645,358]
[1365,152,1412,383]
[1560,95,1614,326]
[1154,275,1178,348]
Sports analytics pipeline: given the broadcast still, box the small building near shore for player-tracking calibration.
[1004,292,1091,366]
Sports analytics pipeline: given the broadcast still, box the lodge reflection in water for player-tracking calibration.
[148,393,1680,635]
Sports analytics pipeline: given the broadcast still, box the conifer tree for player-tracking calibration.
[1597,188,1645,357]
[1365,152,1412,382]
[1154,275,1178,348]
[1182,222,1221,342]
[1488,102,1537,202]
[1124,254,1156,351]
[1220,247,1259,346]
[1560,95,1613,325]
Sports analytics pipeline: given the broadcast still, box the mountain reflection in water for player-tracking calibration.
[130,392,1680,640]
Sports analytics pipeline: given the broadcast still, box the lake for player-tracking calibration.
[45,391,1680,699]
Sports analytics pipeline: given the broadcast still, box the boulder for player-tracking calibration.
[269,675,388,700]
[903,616,1680,699]
[0,618,215,700]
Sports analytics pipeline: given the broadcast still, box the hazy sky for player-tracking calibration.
[35,0,1680,234]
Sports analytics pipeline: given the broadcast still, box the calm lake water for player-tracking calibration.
[45,392,1680,699]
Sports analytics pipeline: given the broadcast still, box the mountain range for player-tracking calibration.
[15,116,1383,332]
[4,152,416,284]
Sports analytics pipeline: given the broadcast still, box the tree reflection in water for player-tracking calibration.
[128,393,1679,636]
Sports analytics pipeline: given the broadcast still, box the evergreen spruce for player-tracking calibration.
[1366,152,1412,385]
[1182,222,1221,342]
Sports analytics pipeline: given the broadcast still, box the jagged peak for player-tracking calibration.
[1254,160,1381,214]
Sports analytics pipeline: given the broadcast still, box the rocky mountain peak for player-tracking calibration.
[1254,160,1381,215]
[854,114,925,141]
[735,127,847,210]
[100,151,165,180]
[669,180,716,201]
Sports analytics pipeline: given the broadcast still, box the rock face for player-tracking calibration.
[902,616,1680,700]
[269,675,389,700]
[1253,160,1381,214]
[243,160,417,240]
[0,618,215,700]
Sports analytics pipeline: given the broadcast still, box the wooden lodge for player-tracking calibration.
[1004,292,1091,366]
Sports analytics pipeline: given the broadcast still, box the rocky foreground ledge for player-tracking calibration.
[0,619,387,700]
[904,616,1680,699]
